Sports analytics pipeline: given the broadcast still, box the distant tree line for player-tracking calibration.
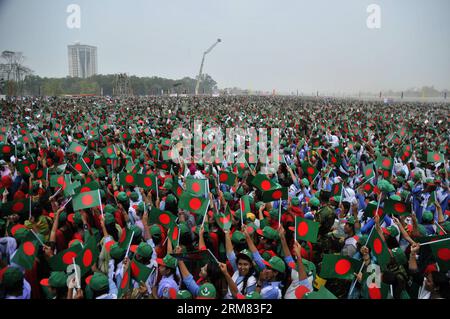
[18,73,218,96]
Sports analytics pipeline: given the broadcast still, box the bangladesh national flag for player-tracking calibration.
[156,161,172,171]
[136,174,158,191]
[118,264,132,298]
[367,230,391,269]
[73,158,90,174]
[430,239,450,271]
[73,190,101,211]
[362,164,376,182]
[75,235,99,276]
[376,156,393,172]
[331,182,343,196]
[11,233,40,270]
[76,181,100,193]
[214,206,232,231]
[17,160,35,176]
[149,207,177,230]
[118,172,139,187]
[251,174,276,192]
[0,198,31,217]
[328,151,342,167]
[361,272,389,300]
[131,258,153,283]
[102,145,117,159]
[19,134,34,145]
[1,144,14,157]
[35,168,48,181]
[179,192,210,215]
[64,180,81,198]
[171,177,184,199]
[398,144,413,163]
[301,161,319,183]
[294,216,319,243]
[168,223,180,248]
[218,170,237,187]
[67,142,86,156]
[161,138,172,147]
[360,181,375,195]
[49,244,84,271]
[240,195,252,216]
[118,227,134,250]
[0,134,6,143]
[261,186,288,203]
[319,254,362,280]
[171,249,219,271]
[120,130,132,141]
[186,177,209,198]
[427,152,444,164]
[364,201,385,219]
[384,198,411,216]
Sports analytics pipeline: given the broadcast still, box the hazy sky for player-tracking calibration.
[1,0,449,93]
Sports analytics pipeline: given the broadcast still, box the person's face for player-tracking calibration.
[262,268,276,281]
[237,258,251,276]
[158,265,167,276]
[344,223,353,235]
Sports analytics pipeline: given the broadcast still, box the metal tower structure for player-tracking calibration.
[113,73,133,96]
[195,38,221,95]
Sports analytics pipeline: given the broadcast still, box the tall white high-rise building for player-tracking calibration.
[68,43,97,78]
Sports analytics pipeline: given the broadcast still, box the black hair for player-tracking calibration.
[431,272,450,299]
[92,287,110,298]
[2,279,23,297]
[106,223,119,242]
[205,262,226,299]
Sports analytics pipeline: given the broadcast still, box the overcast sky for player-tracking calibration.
[1,0,449,93]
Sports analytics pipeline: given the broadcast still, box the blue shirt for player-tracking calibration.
[158,274,179,298]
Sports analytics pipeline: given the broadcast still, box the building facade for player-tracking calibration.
[68,44,97,78]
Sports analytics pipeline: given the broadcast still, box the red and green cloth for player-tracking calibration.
[11,232,40,270]
[178,192,210,215]
[149,207,177,230]
[319,254,362,280]
[251,174,276,192]
[185,177,209,198]
[261,186,288,203]
[367,230,391,269]
[218,170,237,187]
[294,216,319,243]
[72,189,102,211]
[67,142,86,156]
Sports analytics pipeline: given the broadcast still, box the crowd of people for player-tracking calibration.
[0,95,449,300]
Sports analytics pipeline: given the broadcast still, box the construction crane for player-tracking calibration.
[195,38,221,95]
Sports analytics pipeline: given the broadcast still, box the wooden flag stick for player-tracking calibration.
[278,199,282,229]
[125,231,135,258]
[419,237,450,246]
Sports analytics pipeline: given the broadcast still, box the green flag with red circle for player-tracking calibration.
[49,244,84,271]
[67,142,86,156]
[430,239,450,271]
[214,206,232,231]
[136,173,158,191]
[294,216,319,243]
[73,189,101,211]
[427,152,444,164]
[148,207,177,230]
[398,144,413,163]
[251,174,276,192]
[367,230,391,269]
[118,263,132,298]
[73,158,90,174]
[218,170,238,187]
[331,182,343,196]
[75,235,99,276]
[319,254,362,280]
[118,172,139,187]
[240,195,252,216]
[362,164,375,182]
[102,145,117,159]
[178,192,210,215]
[0,198,31,217]
[376,156,393,172]
[383,198,411,216]
[363,201,385,219]
[186,177,209,198]
[361,272,389,300]
[11,233,40,270]
[261,186,288,203]
[130,258,153,283]
[75,180,100,193]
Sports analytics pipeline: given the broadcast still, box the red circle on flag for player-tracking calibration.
[365,168,373,176]
[24,166,30,174]
[106,148,113,155]
[272,190,282,199]
[37,170,43,178]
[84,157,91,164]
[23,136,29,142]
[152,150,157,156]
[219,216,230,225]
[219,173,228,183]
[23,241,36,256]
[374,208,383,217]
[159,214,170,225]
[295,285,310,299]
[144,177,152,187]
[83,249,93,267]
[433,154,441,161]
[121,271,129,289]
[393,203,405,213]
[74,146,83,153]
[131,261,140,277]
[297,221,309,237]
[56,138,61,144]
[62,251,78,265]
[382,159,391,167]
[306,167,315,175]
[189,198,202,211]
[12,202,24,212]
[249,156,255,163]
[123,134,128,139]
[0,135,3,141]
[437,248,450,261]
[335,259,351,275]
[373,238,383,255]
[75,163,82,171]
[2,145,11,153]
[404,152,410,157]
[82,194,94,206]
[30,163,36,171]
[191,182,201,193]
[162,164,168,169]
[95,159,101,166]
[171,226,179,241]
[261,180,271,191]
[331,157,337,164]
[368,285,382,299]
[81,187,91,193]
[177,187,183,196]
[125,175,134,184]
[239,163,245,169]
[364,184,371,192]
[383,171,389,178]
[165,140,170,145]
